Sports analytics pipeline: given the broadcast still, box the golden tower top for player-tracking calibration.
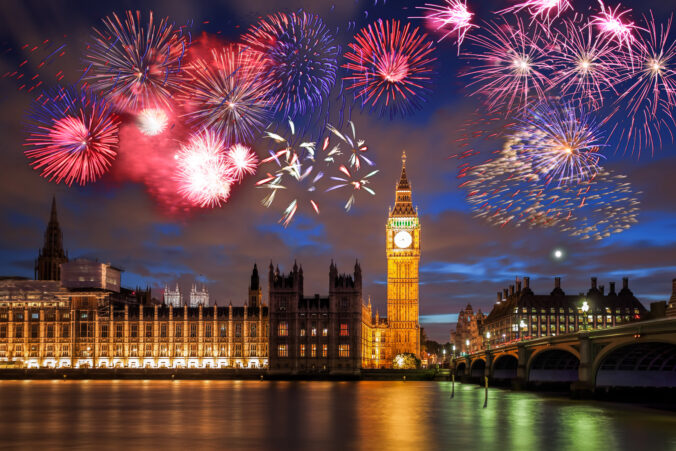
[391,151,416,217]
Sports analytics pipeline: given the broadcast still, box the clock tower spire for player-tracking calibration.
[386,151,420,359]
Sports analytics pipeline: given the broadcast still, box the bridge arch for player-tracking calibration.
[492,354,518,380]
[455,361,466,376]
[528,347,580,383]
[470,358,486,379]
[594,341,676,388]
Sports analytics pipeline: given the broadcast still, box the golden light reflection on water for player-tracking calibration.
[0,381,675,450]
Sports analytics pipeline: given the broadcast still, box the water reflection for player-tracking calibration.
[0,381,674,450]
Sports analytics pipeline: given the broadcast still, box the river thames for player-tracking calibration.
[0,380,674,450]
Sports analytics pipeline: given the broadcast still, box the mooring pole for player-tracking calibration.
[451,373,455,398]
[483,376,488,408]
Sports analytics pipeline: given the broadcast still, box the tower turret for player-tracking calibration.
[35,196,68,281]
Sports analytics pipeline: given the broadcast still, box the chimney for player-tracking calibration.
[555,277,561,289]
[497,292,502,303]
[609,281,616,294]
[670,279,676,304]
[600,285,605,295]
[623,277,629,290]
[516,279,522,293]
[509,285,515,296]
[503,288,508,299]
[524,277,530,289]
[591,277,597,289]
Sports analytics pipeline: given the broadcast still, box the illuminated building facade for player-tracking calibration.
[189,284,209,307]
[61,259,122,292]
[0,266,268,369]
[450,304,485,354]
[483,276,647,348]
[163,284,182,308]
[362,152,421,368]
[268,261,363,375]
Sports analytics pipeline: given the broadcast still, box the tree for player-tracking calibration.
[393,353,421,369]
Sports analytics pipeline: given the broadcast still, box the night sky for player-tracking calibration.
[1,0,675,342]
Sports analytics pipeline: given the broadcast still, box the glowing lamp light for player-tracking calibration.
[486,331,491,339]
[581,301,589,313]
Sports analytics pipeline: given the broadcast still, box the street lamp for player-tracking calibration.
[442,348,446,367]
[581,300,590,331]
[465,339,470,355]
[486,331,491,351]
[519,319,527,340]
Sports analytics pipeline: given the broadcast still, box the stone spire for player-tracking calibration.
[391,151,416,216]
[35,196,68,281]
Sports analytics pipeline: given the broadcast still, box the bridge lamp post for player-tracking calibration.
[465,339,470,355]
[581,300,590,331]
[486,331,491,351]
[519,319,527,340]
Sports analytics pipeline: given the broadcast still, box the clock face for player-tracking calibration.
[394,230,412,249]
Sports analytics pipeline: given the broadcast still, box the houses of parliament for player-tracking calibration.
[0,154,421,373]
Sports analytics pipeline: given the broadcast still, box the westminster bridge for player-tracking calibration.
[453,317,676,393]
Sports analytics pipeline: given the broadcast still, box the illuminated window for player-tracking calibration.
[250,344,257,356]
[340,323,349,336]
[218,345,226,357]
[300,344,306,357]
[145,344,152,357]
[311,327,317,337]
[60,345,69,357]
[339,344,350,358]
[311,344,317,358]
[175,325,182,338]
[115,344,123,357]
[235,344,242,357]
[100,324,107,339]
[130,345,138,357]
[116,324,123,338]
[278,344,288,357]
[205,324,212,338]
[219,323,227,337]
[62,325,69,338]
[146,324,152,338]
[190,345,197,357]
[235,323,242,338]
[250,324,257,338]
[189,323,197,337]
[31,324,39,338]
[175,345,183,356]
[160,345,168,357]
[322,328,328,337]
[131,324,138,338]
[1,325,8,338]
[322,344,328,358]
[160,324,167,338]
[278,322,288,337]
[300,328,306,337]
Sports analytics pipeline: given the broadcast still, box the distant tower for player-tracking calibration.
[386,151,421,358]
[164,283,182,307]
[249,264,263,308]
[189,283,209,307]
[35,196,68,281]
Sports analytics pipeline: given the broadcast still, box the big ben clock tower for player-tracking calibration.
[386,151,420,358]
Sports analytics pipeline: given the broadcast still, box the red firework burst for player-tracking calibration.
[24,87,120,186]
[343,19,437,117]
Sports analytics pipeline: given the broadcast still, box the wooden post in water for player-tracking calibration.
[451,373,455,398]
[483,376,488,408]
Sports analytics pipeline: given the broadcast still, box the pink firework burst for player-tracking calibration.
[549,18,622,109]
[412,1,478,51]
[590,1,641,51]
[24,87,120,186]
[499,0,573,24]
[175,130,234,208]
[343,19,437,117]
[463,18,551,113]
[226,143,259,182]
[611,14,676,156]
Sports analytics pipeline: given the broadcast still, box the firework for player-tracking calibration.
[412,1,477,51]
[463,18,550,113]
[326,121,374,170]
[24,87,120,186]
[256,120,326,226]
[226,143,259,182]
[460,140,639,240]
[590,1,640,51]
[242,11,338,117]
[136,108,169,135]
[327,165,379,211]
[513,100,606,184]
[549,18,622,109]
[179,45,272,145]
[343,19,437,117]
[499,0,573,23]
[83,10,188,112]
[611,14,676,156]
[175,130,234,208]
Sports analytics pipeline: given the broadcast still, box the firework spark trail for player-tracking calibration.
[590,1,642,53]
[225,143,259,182]
[499,0,573,26]
[136,108,169,135]
[326,121,374,171]
[610,13,676,157]
[549,17,623,110]
[83,10,188,112]
[513,100,606,185]
[175,129,234,208]
[242,11,338,118]
[463,18,551,113]
[179,44,272,145]
[24,87,120,186]
[343,19,437,118]
[326,165,379,211]
[411,0,477,52]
